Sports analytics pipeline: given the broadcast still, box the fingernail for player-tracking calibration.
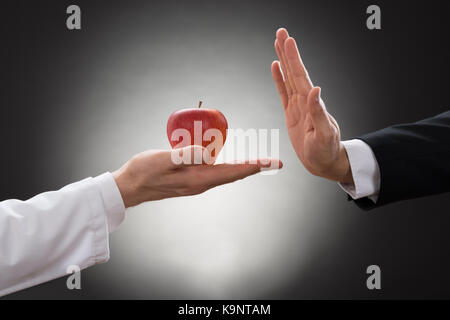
[258,158,272,167]
[260,160,282,171]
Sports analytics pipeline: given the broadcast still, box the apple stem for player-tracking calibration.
[198,101,202,108]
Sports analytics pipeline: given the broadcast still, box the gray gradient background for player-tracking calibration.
[1,0,450,299]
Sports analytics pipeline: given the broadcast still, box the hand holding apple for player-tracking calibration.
[112,145,282,208]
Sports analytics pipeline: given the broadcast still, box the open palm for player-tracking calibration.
[271,28,352,183]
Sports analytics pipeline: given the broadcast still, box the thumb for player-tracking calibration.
[307,87,333,134]
[170,145,211,167]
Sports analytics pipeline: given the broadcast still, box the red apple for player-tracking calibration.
[167,101,228,157]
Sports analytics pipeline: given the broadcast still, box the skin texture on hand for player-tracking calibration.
[112,145,282,208]
[271,28,353,184]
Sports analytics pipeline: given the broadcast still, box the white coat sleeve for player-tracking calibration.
[0,172,125,297]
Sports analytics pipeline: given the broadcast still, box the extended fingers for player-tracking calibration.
[275,29,294,96]
[271,61,288,109]
[180,159,283,191]
[284,37,313,95]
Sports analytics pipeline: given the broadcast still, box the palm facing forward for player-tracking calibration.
[271,28,353,183]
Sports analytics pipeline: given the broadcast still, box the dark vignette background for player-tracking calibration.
[1,0,449,299]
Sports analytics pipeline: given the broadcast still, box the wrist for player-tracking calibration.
[315,143,353,184]
[334,143,353,184]
[112,165,139,208]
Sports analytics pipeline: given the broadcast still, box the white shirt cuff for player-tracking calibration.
[93,172,126,233]
[338,139,381,203]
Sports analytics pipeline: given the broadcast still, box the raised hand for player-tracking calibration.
[113,145,282,207]
[271,28,353,183]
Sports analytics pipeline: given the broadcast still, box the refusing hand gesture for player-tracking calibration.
[271,28,353,184]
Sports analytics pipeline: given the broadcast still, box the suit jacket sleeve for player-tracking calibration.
[352,111,450,210]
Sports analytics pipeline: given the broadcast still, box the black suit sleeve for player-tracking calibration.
[351,111,450,210]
